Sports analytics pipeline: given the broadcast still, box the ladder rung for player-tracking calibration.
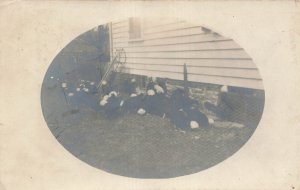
[97,49,125,90]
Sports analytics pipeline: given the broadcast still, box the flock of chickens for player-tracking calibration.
[97,78,215,130]
[55,75,219,131]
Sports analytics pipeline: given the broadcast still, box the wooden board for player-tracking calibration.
[123,58,257,68]
[143,21,200,34]
[113,40,241,52]
[112,21,128,28]
[143,26,205,39]
[112,26,129,34]
[112,32,129,39]
[121,63,261,79]
[110,19,262,89]
[121,50,251,59]
[121,34,229,46]
[119,68,264,89]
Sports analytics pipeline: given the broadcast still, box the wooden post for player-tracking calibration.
[183,63,189,96]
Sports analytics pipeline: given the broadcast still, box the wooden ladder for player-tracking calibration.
[97,48,126,90]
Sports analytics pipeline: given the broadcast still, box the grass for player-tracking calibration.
[50,106,256,179]
[41,74,258,178]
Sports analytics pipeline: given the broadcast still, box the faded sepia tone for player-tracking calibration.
[41,18,264,178]
[0,1,300,190]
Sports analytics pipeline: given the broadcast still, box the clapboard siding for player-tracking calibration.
[119,68,263,89]
[113,41,241,52]
[145,27,204,40]
[112,32,129,39]
[116,34,228,45]
[121,64,261,79]
[110,18,263,89]
[124,59,257,69]
[144,22,201,34]
[118,50,250,59]
[112,26,129,34]
[112,21,128,28]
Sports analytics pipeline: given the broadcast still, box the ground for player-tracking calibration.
[41,47,259,178]
[43,87,256,178]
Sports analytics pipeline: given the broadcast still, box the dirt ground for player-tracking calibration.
[41,51,259,178]
[42,82,256,178]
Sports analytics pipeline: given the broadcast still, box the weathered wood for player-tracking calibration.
[113,40,241,51]
[112,26,129,34]
[121,63,261,79]
[112,20,128,28]
[118,68,264,89]
[183,63,189,95]
[112,32,129,39]
[143,26,205,39]
[116,33,229,45]
[144,22,201,34]
[110,18,263,89]
[121,58,257,69]
[123,50,251,59]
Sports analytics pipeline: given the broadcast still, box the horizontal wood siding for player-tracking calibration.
[113,40,241,51]
[111,18,263,89]
[117,67,263,89]
[121,64,261,79]
[124,58,257,69]
[124,50,251,59]
[115,34,228,45]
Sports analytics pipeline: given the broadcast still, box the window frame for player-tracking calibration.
[128,17,144,42]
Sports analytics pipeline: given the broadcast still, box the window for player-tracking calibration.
[129,17,143,40]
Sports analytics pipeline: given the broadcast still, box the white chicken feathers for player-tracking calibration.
[100,99,107,106]
[137,108,146,115]
[154,84,164,94]
[147,89,155,96]
[190,121,200,129]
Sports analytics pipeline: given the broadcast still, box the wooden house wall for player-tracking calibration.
[110,18,263,89]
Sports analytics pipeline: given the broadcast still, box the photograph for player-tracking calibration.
[41,17,265,179]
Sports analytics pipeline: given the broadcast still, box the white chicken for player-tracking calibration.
[208,118,215,125]
[102,80,107,85]
[137,108,146,115]
[100,99,108,106]
[109,91,118,97]
[154,84,164,94]
[61,82,67,88]
[102,95,109,101]
[147,89,155,96]
[190,121,200,129]
[220,85,228,93]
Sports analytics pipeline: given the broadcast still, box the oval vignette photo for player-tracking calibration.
[41,17,265,178]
